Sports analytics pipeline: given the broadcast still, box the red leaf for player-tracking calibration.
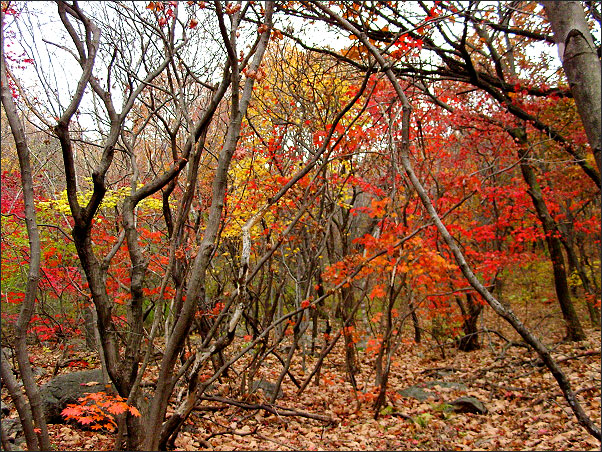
[61,406,82,419]
[78,416,95,425]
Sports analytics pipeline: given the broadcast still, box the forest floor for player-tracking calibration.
[2,308,601,451]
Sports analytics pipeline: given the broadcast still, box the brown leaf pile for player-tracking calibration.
[2,322,600,451]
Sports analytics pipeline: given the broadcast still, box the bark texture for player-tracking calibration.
[543,1,602,174]
[1,10,51,450]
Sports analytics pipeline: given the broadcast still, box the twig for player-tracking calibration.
[546,350,601,366]
[523,349,600,368]
[198,395,334,423]
[204,425,258,441]
[192,404,224,412]
[575,385,599,396]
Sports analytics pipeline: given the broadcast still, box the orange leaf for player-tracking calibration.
[61,406,82,419]
[128,406,141,417]
[369,285,386,300]
[107,401,129,416]
[225,3,241,14]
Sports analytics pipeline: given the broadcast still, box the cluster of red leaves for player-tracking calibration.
[61,392,141,432]
[28,314,82,342]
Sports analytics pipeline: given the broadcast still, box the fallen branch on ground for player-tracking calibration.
[198,395,334,423]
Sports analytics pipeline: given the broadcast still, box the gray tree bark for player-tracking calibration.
[511,126,586,341]
[1,10,52,451]
[0,350,39,451]
[543,1,602,174]
[142,3,274,449]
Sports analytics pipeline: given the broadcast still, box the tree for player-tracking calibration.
[1,5,51,450]
[543,1,602,173]
[1,1,600,449]
[308,0,600,440]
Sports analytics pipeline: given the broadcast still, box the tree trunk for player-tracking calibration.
[407,296,421,343]
[0,351,39,451]
[340,286,360,381]
[457,293,483,352]
[543,1,602,174]
[556,205,601,328]
[82,303,97,350]
[142,6,274,448]
[1,14,51,449]
[374,275,402,416]
[511,127,586,341]
[563,235,601,328]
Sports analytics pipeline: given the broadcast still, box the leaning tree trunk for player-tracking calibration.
[311,2,601,440]
[0,350,40,451]
[1,12,51,450]
[543,1,602,174]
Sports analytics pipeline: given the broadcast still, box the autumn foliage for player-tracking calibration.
[62,392,141,432]
[0,1,600,451]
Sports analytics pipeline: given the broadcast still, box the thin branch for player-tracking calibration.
[198,395,334,423]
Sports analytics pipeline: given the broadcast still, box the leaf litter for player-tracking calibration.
[1,324,599,451]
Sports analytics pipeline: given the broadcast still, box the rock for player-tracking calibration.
[450,396,487,414]
[1,418,22,437]
[398,380,469,401]
[398,386,431,401]
[423,380,467,391]
[2,417,26,449]
[1,347,14,360]
[39,369,108,423]
[251,380,284,400]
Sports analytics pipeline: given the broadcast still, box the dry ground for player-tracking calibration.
[2,303,601,451]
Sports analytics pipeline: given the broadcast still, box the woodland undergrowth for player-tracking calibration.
[3,303,600,451]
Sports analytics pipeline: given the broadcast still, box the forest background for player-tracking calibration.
[0,1,600,450]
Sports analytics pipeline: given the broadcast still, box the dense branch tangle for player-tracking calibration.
[0,1,600,450]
